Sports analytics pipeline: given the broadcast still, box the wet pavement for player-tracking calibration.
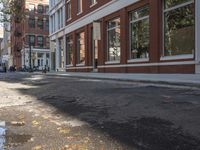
[0,72,200,150]
[0,121,6,149]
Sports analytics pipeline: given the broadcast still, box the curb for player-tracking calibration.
[36,72,200,88]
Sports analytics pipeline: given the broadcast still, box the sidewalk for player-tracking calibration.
[41,71,200,87]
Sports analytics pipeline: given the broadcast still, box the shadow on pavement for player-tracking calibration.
[1,73,200,150]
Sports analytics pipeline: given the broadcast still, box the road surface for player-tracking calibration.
[0,72,200,150]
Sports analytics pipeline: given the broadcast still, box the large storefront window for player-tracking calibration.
[107,18,121,62]
[77,32,85,64]
[164,0,195,56]
[129,6,149,59]
[66,36,73,65]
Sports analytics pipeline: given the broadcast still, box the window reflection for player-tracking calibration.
[129,6,149,59]
[107,18,121,61]
[77,32,85,64]
[164,0,195,56]
[66,35,73,65]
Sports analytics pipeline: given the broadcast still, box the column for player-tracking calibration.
[196,0,200,74]
[62,4,66,27]
[43,52,47,67]
[120,8,128,65]
[35,52,38,67]
[63,35,67,68]
[56,39,60,70]
[149,0,162,73]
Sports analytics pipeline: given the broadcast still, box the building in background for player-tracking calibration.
[0,26,3,65]
[0,37,3,65]
[1,21,12,68]
[49,0,200,74]
[11,0,50,70]
[49,0,65,71]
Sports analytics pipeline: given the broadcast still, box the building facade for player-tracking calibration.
[49,0,200,73]
[49,0,66,71]
[1,22,12,68]
[11,0,50,70]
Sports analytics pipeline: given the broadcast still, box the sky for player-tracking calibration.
[0,2,3,38]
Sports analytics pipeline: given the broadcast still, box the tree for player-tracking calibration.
[0,0,24,24]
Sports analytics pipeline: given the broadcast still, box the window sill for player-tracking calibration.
[77,11,83,16]
[90,2,97,8]
[66,64,73,67]
[105,60,120,65]
[67,18,72,22]
[127,58,149,63]
[76,63,85,66]
[160,54,194,61]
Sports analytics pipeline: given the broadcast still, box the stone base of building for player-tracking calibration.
[196,64,200,74]
[66,64,195,74]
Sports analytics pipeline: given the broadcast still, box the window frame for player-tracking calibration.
[45,19,49,30]
[76,32,85,65]
[29,35,35,46]
[90,0,97,7]
[37,4,43,14]
[66,35,73,66]
[28,18,35,28]
[106,17,121,63]
[161,0,195,60]
[77,0,83,15]
[66,0,71,21]
[45,5,49,14]
[37,19,43,29]
[37,36,43,48]
[128,6,150,62]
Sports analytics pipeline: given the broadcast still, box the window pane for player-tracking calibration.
[37,36,43,48]
[38,20,43,29]
[45,6,49,13]
[77,32,85,64]
[130,6,149,21]
[164,0,192,9]
[164,3,195,56]
[67,2,71,19]
[67,36,73,65]
[29,18,35,28]
[29,4,35,11]
[29,35,35,45]
[130,6,149,59]
[46,20,49,29]
[108,18,120,29]
[38,5,43,13]
[107,18,121,61]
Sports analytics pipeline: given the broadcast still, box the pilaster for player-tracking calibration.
[195,0,200,73]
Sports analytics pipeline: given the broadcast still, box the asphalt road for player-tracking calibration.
[0,72,200,150]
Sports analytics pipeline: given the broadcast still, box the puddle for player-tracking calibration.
[0,121,32,149]
[5,133,33,147]
[0,121,6,150]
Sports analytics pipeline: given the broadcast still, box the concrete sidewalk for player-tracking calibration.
[41,72,200,87]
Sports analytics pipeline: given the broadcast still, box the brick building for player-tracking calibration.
[11,0,50,70]
[49,0,200,73]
